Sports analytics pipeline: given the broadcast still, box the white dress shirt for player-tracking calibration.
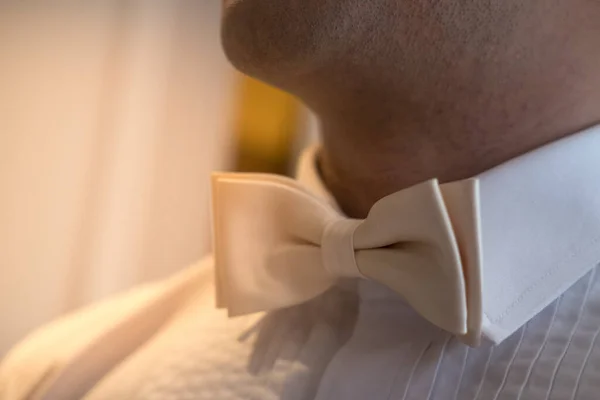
[1,124,600,400]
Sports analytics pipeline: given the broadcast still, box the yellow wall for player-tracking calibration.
[232,74,300,174]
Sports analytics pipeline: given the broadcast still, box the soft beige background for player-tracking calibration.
[0,2,236,356]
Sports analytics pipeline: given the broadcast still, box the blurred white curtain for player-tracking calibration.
[0,2,235,356]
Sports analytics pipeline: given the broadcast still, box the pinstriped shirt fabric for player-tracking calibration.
[312,267,600,400]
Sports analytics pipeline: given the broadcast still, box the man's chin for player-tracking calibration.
[223,0,242,8]
[220,0,345,85]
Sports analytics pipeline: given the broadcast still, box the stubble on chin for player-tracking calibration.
[227,2,378,84]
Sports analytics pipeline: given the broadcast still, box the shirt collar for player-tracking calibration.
[295,125,600,344]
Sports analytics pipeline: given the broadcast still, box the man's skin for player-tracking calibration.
[221,0,600,217]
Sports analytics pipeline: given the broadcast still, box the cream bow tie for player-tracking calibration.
[212,173,483,344]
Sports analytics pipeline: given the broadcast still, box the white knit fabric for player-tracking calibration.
[82,264,352,400]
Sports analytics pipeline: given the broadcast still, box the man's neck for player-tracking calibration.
[316,92,600,218]
[264,0,600,218]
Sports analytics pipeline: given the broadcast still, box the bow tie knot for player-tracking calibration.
[322,218,363,279]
